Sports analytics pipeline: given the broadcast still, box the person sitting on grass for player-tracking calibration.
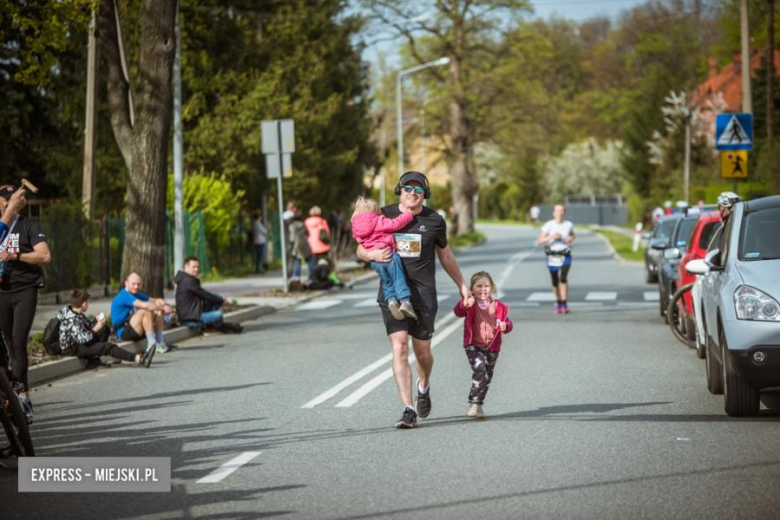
[111,272,178,354]
[174,256,243,333]
[58,290,154,368]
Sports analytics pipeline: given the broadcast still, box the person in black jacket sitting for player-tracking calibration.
[174,256,242,333]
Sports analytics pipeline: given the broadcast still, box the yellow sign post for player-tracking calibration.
[720,151,748,179]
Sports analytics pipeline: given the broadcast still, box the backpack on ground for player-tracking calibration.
[42,318,62,355]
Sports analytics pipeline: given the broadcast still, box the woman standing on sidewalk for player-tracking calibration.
[0,185,51,421]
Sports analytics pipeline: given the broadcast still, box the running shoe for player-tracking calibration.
[395,407,417,429]
[562,303,570,314]
[415,379,431,418]
[555,303,563,314]
[156,343,179,354]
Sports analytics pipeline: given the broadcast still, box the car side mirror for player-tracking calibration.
[704,249,724,272]
[663,247,681,260]
[650,239,667,250]
[685,259,709,275]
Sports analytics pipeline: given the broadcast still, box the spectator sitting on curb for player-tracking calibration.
[174,256,243,333]
[111,272,178,354]
[58,290,154,368]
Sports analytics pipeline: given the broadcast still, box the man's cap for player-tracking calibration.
[0,185,16,200]
[399,171,428,187]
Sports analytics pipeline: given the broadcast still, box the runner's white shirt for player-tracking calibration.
[541,220,574,245]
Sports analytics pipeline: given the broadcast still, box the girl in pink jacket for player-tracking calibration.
[351,196,417,321]
[453,271,513,419]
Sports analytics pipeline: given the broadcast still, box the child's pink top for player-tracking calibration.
[453,297,513,352]
[351,212,413,251]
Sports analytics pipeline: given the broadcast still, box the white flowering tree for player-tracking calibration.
[543,139,625,203]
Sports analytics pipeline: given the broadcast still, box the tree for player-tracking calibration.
[96,0,176,295]
[364,0,528,235]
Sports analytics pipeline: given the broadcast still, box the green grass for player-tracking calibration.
[450,231,487,249]
[591,229,645,262]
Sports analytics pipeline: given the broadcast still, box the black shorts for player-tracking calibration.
[380,304,437,341]
[120,325,142,342]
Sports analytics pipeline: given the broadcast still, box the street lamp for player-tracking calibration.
[384,56,449,206]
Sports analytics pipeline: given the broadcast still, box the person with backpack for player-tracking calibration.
[55,290,154,367]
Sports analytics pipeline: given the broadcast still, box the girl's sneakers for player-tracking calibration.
[399,301,418,321]
[467,403,486,419]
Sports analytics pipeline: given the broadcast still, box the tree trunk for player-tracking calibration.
[97,0,176,296]
[447,34,478,236]
[769,0,775,141]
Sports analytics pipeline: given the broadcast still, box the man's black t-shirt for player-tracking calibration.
[0,216,47,292]
[376,205,447,310]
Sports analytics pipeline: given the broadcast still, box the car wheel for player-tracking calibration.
[695,319,706,359]
[705,330,723,394]
[721,328,759,417]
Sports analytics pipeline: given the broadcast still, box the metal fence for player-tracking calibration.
[538,202,628,226]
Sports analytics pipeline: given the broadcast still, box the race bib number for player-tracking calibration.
[394,233,422,258]
[547,255,564,268]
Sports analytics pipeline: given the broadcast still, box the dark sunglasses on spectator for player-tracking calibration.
[402,185,425,194]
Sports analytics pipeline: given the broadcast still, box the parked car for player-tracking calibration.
[644,215,679,284]
[689,195,780,416]
[655,213,699,322]
[674,211,722,350]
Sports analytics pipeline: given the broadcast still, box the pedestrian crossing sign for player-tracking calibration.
[715,113,753,150]
[720,151,748,179]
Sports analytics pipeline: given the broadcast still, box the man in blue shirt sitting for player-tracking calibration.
[111,272,178,354]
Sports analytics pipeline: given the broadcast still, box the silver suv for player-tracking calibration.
[694,195,780,416]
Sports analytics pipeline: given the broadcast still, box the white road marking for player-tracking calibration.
[197,452,261,484]
[527,292,556,302]
[335,314,462,408]
[354,298,380,308]
[512,302,542,307]
[297,300,341,310]
[301,353,393,408]
[585,292,617,301]
[644,291,660,301]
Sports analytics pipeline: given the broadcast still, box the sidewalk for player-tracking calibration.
[31,259,368,333]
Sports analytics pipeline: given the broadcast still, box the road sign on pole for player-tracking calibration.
[261,119,295,293]
[715,113,753,150]
[720,151,748,179]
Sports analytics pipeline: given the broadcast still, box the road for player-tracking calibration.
[3,224,780,520]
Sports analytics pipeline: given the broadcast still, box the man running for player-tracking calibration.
[537,204,576,314]
[358,171,470,429]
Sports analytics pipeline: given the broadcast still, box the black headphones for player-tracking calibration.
[394,171,432,200]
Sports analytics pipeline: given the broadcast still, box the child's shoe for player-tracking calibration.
[467,403,486,419]
[387,300,405,320]
[399,300,418,321]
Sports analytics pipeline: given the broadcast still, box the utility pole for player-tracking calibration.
[82,10,98,219]
[173,0,185,273]
[739,0,752,192]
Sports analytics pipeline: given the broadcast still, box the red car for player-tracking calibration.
[675,211,722,341]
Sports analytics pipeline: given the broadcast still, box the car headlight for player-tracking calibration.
[734,286,780,321]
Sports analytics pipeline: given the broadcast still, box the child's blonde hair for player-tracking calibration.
[352,196,380,219]
[470,271,497,296]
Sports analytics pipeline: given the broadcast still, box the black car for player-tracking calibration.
[644,215,680,283]
[655,214,699,321]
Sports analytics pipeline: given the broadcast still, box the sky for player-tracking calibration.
[361,0,646,69]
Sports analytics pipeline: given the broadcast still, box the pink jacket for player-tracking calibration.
[453,298,513,352]
[305,216,331,255]
[351,212,413,251]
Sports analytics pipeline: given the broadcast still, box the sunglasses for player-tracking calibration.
[402,185,425,194]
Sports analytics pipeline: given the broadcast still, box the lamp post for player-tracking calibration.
[388,56,449,206]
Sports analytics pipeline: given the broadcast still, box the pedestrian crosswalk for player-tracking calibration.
[294,290,662,311]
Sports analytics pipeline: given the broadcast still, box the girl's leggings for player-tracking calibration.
[465,345,499,404]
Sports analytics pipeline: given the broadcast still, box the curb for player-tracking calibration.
[28,305,277,387]
[591,230,645,266]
